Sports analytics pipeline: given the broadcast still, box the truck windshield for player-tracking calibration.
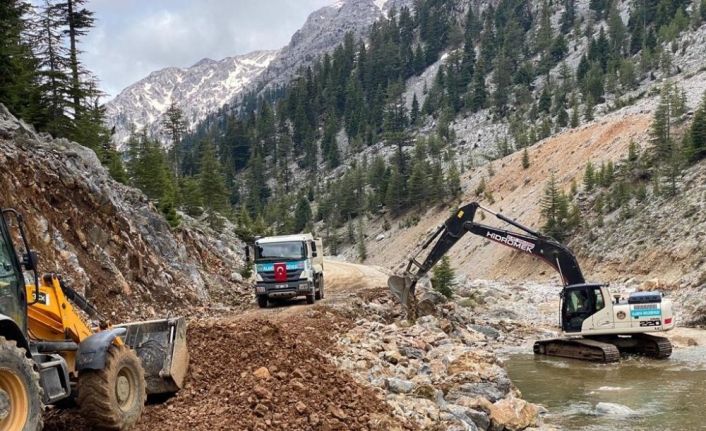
[255,241,305,261]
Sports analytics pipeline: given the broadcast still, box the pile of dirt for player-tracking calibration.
[45,308,413,431]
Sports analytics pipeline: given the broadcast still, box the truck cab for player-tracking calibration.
[253,234,324,308]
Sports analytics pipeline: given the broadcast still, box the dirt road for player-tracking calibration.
[45,260,412,431]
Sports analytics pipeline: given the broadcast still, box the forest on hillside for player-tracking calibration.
[2,0,706,250]
[1,0,125,179]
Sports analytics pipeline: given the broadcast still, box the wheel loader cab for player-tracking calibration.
[561,284,607,333]
[0,219,27,334]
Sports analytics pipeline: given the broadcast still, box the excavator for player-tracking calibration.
[388,202,675,363]
[0,205,188,430]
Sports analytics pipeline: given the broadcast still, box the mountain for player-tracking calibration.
[105,50,277,148]
[105,0,414,148]
[251,0,413,94]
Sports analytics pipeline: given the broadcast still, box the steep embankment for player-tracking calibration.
[0,105,249,320]
[361,113,651,281]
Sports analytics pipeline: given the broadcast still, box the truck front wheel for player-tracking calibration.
[257,295,268,308]
[306,284,315,304]
[315,276,324,300]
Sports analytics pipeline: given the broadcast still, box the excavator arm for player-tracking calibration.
[389,202,585,317]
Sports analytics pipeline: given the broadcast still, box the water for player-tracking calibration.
[505,347,706,431]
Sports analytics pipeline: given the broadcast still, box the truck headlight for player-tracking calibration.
[255,273,263,282]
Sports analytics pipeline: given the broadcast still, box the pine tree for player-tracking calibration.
[180,177,203,217]
[650,82,679,162]
[536,1,553,54]
[294,195,312,232]
[408,160,428,208]
[570,92,580,128]
[35,0,73,137]
[470,62,486,112]
[410,93,420,125]
[356,218,367,261]
[521,148,530,169]
[431,256,455,298]
[690,93,706,161]
[540,173,570,240]
[0,0,45,125]
[583,161,595,190]
[62,0,95,115]
[198,139,230,214]
[446,160,461,198]
[385,167,405,215]
[162,102,187,176]
[560,0,576,34]
[492,52,512,114]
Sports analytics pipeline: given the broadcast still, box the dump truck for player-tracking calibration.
[0,205,188,430]
[251,234,324,308]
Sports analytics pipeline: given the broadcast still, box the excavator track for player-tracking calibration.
[533,338,620,363]
[604,334,673,359]
[636,334,672,359]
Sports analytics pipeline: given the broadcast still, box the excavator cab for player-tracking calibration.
[560,284,606,333]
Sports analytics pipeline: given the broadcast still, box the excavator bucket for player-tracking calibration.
[115,317,189,395]
[388,275,417,313]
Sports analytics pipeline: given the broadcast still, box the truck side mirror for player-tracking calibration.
[311,241,317,257]
[312,251,318,257]
[23,251,38,272]
[244,246,251,263]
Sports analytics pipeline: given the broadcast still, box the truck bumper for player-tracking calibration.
[256,281,313,298]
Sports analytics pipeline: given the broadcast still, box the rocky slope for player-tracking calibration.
[105,50,277,148]
[0,104,249,321]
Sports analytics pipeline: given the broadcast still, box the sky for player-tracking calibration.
[81,0,332,99]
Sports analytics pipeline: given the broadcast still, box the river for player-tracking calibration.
[505,345,706,430]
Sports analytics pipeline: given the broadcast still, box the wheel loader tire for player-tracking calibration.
[0,337,43,431]
[78,344,146,430]
[319,276,325,299]
[257,295,268,308]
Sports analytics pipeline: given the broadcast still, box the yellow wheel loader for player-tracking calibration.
[389,202,674,363]
[0,206,188,430]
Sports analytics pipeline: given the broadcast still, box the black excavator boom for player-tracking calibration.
[389,202,585,317]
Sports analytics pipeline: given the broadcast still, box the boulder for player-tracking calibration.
[595,402,637,416]
[386,378,415,394]
[487,396,539,431]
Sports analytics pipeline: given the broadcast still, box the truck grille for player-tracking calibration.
[260,269,303,283]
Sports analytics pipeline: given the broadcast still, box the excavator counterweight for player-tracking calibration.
[389,202,675,363]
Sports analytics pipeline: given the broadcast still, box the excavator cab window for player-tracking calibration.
[562,285,602,333]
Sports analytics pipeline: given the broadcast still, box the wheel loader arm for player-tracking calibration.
[389,202,586,313]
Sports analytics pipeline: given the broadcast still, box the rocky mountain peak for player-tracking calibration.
[105,49,277,149]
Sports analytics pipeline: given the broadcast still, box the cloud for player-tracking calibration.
[81,0,332,99]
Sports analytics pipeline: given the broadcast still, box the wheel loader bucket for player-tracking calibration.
[388,275,416,312]
[115,317,188,395]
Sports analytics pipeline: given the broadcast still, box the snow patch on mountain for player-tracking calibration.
[105,50,277,148]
